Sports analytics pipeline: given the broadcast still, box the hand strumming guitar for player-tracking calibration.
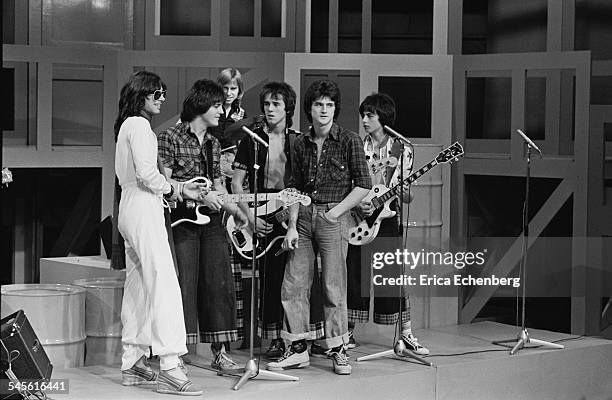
[248,213,274,237]
[199,190,224,211]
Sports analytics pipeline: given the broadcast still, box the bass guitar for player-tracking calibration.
[224,193,311,260]
[171,188,310,228]
[348,142,464,246]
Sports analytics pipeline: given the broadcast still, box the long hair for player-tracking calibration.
[216,67,244,112]
[259,81,297,128]
[359,92,396,128]
[114,71,166,140]
[303,79,341,123]
[180,79,225,123]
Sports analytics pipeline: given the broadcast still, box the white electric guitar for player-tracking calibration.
[225,192,311,260]
[348,142,464,245]
[171,184,310,228]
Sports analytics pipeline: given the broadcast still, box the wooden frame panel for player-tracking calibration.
[453,50,593,333]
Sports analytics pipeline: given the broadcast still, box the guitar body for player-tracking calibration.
[170,201,211,227]
[225,200,290,260]
[348,184,396,246]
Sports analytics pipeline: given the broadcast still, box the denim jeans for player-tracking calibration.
[281,203,350,349]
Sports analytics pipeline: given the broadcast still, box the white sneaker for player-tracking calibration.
[402,333,430,356]
[329,346,352,375]
[267,345,310,371]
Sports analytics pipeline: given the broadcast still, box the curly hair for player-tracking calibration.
[259,81,297,128]
[302,79,341,123]
[114,70,166,140]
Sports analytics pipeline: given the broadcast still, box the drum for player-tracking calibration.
[72,277,124,366]
[1,284,86,369]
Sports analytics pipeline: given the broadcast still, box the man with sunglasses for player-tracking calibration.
[158,79,247,372]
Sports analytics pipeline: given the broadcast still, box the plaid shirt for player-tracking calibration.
[289,123,371,203]
[157,121,221,181]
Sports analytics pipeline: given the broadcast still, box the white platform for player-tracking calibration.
[45,322,612,400]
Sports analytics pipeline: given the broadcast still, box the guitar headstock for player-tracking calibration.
[435,142,464,164]
[370,156,398,174]
[2,168,13,187]
[279,189,312,206]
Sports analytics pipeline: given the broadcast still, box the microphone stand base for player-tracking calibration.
[492,329,564,355]
[218,358,299,391]
[356,340,433,366]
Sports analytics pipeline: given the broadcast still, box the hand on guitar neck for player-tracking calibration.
[348,142,464,246]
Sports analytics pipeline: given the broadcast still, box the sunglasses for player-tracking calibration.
[150,89,167,100]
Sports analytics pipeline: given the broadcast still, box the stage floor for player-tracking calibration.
[48,322,612,400]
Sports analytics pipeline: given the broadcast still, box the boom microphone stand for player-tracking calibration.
[492,129,564,355]
[356,127,432,366]
[218,127,299,390]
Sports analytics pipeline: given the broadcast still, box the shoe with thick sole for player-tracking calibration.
[156,370,203,396]
[121,356,158,386]
[267,346,310,371]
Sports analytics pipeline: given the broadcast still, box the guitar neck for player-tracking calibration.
[221,193,280,203]
[376,160,439,205]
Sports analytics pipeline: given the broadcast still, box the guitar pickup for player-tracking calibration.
[232,230,247,248]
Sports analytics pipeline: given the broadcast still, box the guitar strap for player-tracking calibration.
[363,134,395,186]
[283,129,297,187]
[205,139,214,179]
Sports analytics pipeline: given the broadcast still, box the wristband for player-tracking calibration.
[163,184,174,199]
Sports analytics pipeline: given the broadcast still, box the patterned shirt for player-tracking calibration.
[157,121,221,181]
[363,134,414,187]
[288,123,372,203]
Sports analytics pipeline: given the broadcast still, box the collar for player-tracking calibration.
[363,132,390,146]
[263,124,290,137]
[176,121,213,144]
[139,109,153,122]
[306,122,340,143]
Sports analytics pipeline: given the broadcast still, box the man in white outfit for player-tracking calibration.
[114,71,204,396]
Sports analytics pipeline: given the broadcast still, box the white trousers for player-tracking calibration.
[118,186,187,371]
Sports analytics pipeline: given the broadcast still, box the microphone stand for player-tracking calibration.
[492,136,563,354]
[356,135,432,366]
[218,132,299,389]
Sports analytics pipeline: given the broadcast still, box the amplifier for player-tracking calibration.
[1,310,53,399]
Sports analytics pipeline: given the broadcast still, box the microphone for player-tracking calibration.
[242,126,269,148]
[384,125,412,146]
[516,129,542,155]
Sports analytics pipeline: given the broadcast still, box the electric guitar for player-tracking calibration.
[348,142,464,246]
[224,194,311,260]
[171,188,310,228]
[369,156,398,175]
